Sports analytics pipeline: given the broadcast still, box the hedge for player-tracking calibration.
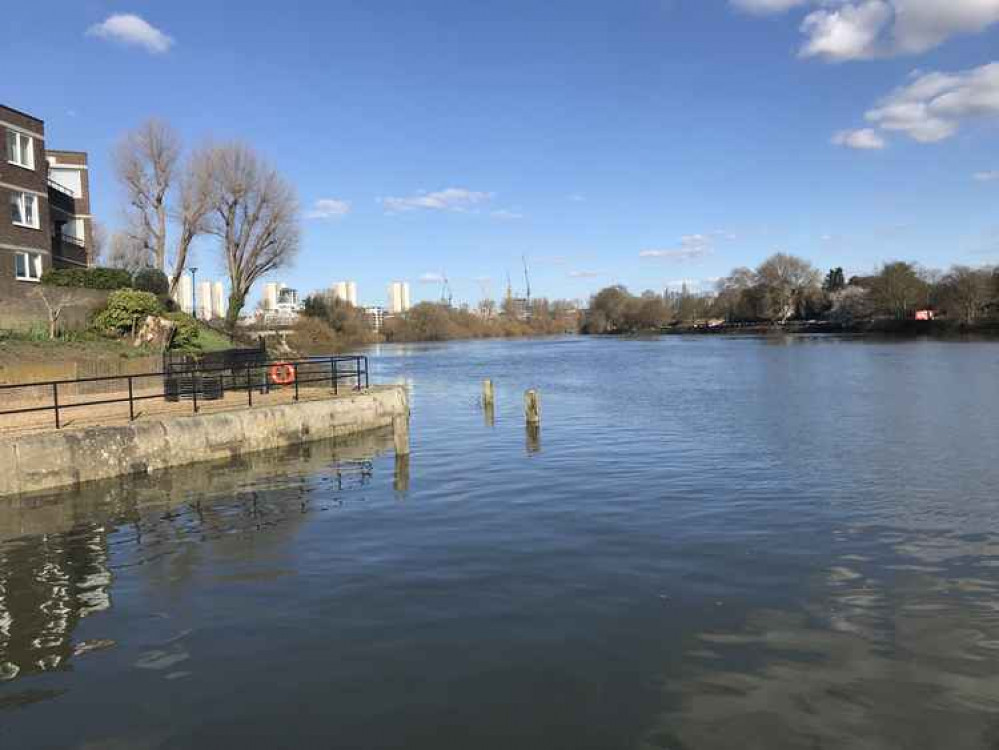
[41,267,133,290]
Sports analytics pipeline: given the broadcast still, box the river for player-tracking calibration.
[2,335,998,749]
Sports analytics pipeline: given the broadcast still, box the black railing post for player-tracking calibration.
[193,371,199,414]
[330,358,335,390]
[294,366,300,402]
[247,363,253,407]
[333,360,338,395]
[128,376,135,421]
[52,383,60,429]
[364,357,369,389]
[355,357,361,391]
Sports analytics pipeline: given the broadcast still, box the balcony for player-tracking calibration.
[51,234,88,268]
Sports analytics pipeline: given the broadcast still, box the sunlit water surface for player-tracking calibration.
[2,336,999,749]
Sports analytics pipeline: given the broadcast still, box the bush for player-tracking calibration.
[93,289,163,335]
[164,312,199,350]
[133,268,170,296]
[42,267,133,290]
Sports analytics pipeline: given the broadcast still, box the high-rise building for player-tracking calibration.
[197,281,213,320]
[174,273,194,314]
[332,281,358,307]
[212,281,226,319]
[263,282,280,311]
[387,281,411,314]
[364,306,386,332]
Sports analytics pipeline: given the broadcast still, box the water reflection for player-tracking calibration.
[641,525,999,750]
[526,423,542,454]
[0,429,395,687]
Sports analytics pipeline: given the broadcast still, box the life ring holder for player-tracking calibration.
[269,362,297,385]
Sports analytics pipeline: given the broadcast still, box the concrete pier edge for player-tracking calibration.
[0,385,409,498]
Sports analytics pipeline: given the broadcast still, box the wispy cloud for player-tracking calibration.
[380,187,493,214]
[974,171,999,182]
[491,209,525,220]
[86,14,174,54]
[306,198,352,220]
[640,233,716,260]
[567,193,586,202]
[568,270,601,279]
[418,272,445,284]
[832,128,886,150]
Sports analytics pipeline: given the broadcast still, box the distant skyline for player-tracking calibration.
[5,1,999,306]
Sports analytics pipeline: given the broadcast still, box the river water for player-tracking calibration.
[2,335,999,749]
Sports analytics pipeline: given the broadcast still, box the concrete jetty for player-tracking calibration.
[0,385,409,498]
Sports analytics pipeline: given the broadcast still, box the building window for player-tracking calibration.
[10,192,39,229]
[5,130,34,170]
[14,251,42,281]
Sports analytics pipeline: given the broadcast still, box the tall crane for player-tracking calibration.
[522,255,532,308]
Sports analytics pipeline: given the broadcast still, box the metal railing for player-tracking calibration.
[0,355,369,430]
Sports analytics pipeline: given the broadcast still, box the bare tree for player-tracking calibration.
[105,229,154,273]
[870,261,928,319]
[89,219,108,267]
[756,253,821,323]
[939,265,993,324]
[33,287,87,339]
[113,120,210,296]
[200,143,300,330]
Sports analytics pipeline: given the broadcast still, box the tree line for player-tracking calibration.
[289,293,580,353]
[584,253,999,334]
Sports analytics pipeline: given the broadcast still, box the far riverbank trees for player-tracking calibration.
[583,253,999,333]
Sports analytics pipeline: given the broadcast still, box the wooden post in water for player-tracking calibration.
[482,379,495,407]
[524,389,541,425]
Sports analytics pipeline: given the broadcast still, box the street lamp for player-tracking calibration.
[189,267,198,318]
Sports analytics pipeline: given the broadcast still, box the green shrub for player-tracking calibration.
[165,312,199,350]
[41,267,133,290]
[94,289,163,335]
[133,268,170,296]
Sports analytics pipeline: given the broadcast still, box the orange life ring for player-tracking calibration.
[269,362,296,385]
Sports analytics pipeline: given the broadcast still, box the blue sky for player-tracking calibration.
[4,0,999,306]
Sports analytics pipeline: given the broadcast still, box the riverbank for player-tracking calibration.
[0,385,409,498]
[658,319,999,337]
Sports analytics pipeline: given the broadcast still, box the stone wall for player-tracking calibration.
[0,385,409,498]
[0,277,109,333]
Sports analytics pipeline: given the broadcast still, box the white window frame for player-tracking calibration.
[10,192,40,229]
[14,251,42,282]
[6,130,35,170]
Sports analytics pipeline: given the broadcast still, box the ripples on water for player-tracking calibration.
[2,336,999,749]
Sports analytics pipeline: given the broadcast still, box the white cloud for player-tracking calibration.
[567,193,586,202]
[491,209,525,220]
[380,187,493,214]
[974,170,999,181]
[731,0,809,13]
[831,127,887,149]
[568,270,601,279]
[306,198,352,220]
[86,14,174,54]
[738,1,999,61]
[418,272,445,284]
[861,63,999,143]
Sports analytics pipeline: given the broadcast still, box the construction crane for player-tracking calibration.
[522,255,532,308]
[440,272,453,307]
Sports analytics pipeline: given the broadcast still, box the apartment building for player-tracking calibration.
[1,105,93,283]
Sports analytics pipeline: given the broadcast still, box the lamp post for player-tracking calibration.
[189,267,198,318]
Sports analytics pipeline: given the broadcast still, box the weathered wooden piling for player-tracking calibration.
[482,379,495,407]
[524,389,541,425]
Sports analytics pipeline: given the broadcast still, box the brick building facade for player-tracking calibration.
[1,104,93,283]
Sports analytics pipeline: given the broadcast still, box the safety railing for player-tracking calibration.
[0,355,369,430]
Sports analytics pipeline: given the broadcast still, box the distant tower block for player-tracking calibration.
[197,281,212,320]
[174,273,194,314]
[212,281,226,319]
[264,282,280,311]
[388,281,411,314]
[333,281,358,307]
